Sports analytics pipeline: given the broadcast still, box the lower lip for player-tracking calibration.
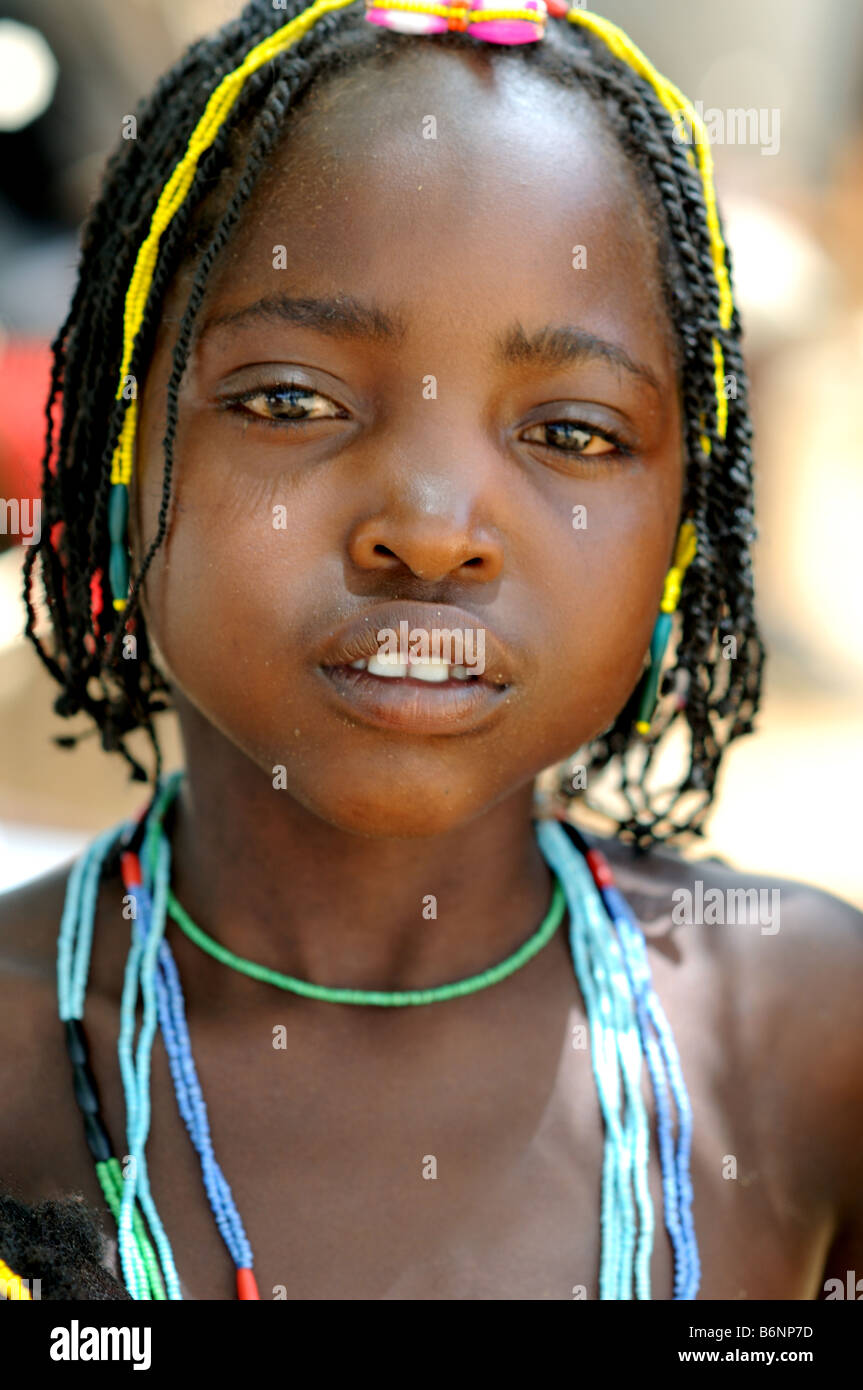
[317,665,509,734]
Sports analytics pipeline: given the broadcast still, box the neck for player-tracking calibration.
[161,712,557,1011]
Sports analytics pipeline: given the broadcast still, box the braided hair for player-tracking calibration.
[22,0,764,849]
[0,1189,130,1300]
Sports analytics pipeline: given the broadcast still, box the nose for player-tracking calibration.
[346,450,505,584]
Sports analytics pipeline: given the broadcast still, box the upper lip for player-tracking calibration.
[316,601,515,687]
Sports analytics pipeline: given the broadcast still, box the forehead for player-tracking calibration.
[188,45,671,367]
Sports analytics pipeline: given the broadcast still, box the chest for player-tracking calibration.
[47,983,829,1303]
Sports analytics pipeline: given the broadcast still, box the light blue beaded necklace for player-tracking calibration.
[57,773,699,1299]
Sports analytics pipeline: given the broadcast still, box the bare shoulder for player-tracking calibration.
[0,865,79,1190]
[601,832,863,1204]
[602,831,861,998]
[0,862,73,981]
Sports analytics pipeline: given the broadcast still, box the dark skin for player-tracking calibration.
[1,49,861,1300]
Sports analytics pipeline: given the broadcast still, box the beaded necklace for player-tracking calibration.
[57,770,698,1300]
[167,869,565,1006]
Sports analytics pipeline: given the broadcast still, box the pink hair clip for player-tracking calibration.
[365,0,570,46]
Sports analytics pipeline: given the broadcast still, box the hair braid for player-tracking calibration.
[533,30,762,844]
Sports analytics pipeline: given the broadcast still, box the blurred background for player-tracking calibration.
[0,0,861,903]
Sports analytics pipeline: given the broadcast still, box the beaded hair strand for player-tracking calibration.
[22,0,764,846]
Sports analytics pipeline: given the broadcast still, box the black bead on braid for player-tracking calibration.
[23,0,764,847]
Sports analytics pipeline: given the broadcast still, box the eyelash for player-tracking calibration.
[220,382,348,428]
[219,382,633,462]
[522,420,633,463]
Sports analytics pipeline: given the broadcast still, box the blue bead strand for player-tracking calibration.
[560,820,701,1302]
[139,770,255,1270]
[577,864,653,1300]
[58,825,128,1022]
[601,884,700,1299]
[600,885,688,1295]
[117,834,183,1300]
[536,818,654,1300]
[128,874,254,1272]
[57,822,155,1299]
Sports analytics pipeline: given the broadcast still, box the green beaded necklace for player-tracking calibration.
[166,879,566,1006]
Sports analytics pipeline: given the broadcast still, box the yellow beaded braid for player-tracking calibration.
[107,0,358,611]
[106,1,734,614]
[659,521,698,617]
[567,9,733,453]
[0,1256,33,1300]
[563,10,738,733]
[631,521,698,737]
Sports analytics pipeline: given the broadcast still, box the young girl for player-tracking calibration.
[1,0,860,1302]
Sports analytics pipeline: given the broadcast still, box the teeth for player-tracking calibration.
[367,654,409,678]
[410,660,449,683]
[349,654,479,683]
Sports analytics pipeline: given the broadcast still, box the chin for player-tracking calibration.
[285,773,502,841]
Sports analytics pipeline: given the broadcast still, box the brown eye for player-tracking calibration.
[522,421,618,455]
[230,383,348,425]
[240,385,344,422]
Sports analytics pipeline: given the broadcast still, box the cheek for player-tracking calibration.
[530,478,681,750]
[135,447,322,698]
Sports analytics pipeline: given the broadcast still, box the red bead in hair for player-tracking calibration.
[90,568,104,639]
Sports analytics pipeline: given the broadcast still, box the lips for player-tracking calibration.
[314,601,515,735]
[316,601,514,686]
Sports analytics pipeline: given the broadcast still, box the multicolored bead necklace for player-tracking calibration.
[57,769,699,1300]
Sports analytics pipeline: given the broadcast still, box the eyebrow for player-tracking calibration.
[197,294,407,345]
[496,322,662,395]
[197,293,661,394]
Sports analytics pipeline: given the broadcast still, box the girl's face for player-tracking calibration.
[134,46,683,837]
